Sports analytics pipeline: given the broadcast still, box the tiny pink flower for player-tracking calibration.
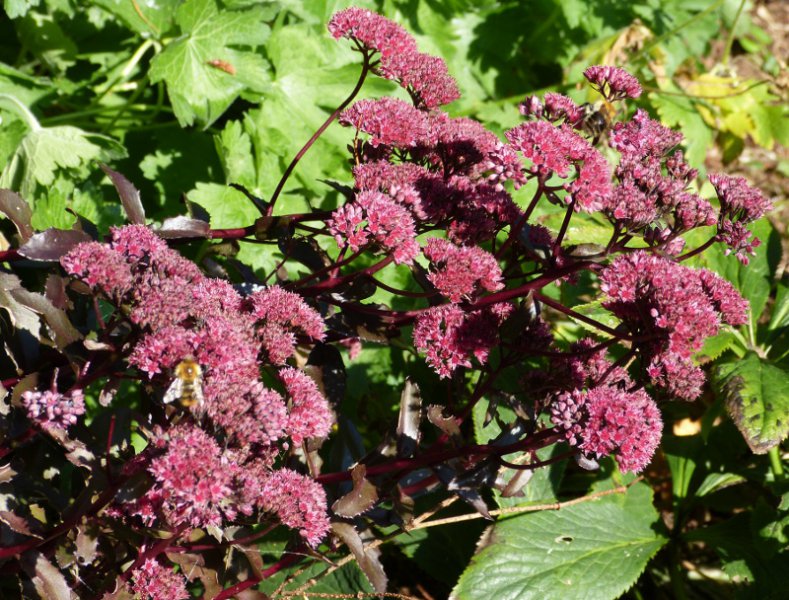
[129,558,189,600]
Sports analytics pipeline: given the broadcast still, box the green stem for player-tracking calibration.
[722,0,747,65]
[768,447,785,480]
[0,93,41,131]
[668,543,689,600]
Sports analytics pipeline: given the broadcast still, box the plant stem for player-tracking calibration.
[0,93,41,131]
[722,0,747,65]
[267,52,371,216]
[768,447,785,480]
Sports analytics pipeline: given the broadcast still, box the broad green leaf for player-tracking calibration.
[257,558,374,596]
[569,299,620,333]
[186,182,259,228]
[695,329,737,362]
[149,0,272,127]
[0,125,126,202]
[649,90,713,167]
[4,0,40,18]
[714,353,789,454]
[92,0,181,37]
[452,481,666,600]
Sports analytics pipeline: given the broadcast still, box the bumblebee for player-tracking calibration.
[163,358,204,408]
[578,99,617,145]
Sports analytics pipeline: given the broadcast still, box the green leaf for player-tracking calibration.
[257,559,374,596]
[187,182,259,228]
[148,0,272,127]
[0,125,126,202]
[4,0,41,18]
[452,482,667,600]
[767,282,789,334]
[92,0,181,36]
[714,353,789,454]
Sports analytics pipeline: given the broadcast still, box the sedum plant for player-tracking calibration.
[0,6,782,600]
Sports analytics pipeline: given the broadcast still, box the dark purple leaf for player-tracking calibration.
[9,288,82,349]
[331,522,387,593]
[156,216,210,239]
[427,405,462,441]
[396,378,421,458]
[279,236,331,273]
[306,342,346,408]
[0,189,33,242]
[0,510,44,539]
[18,228,91,262]
[166,552,222,598]
[100,164,145,225]
[332,465,378,518]
[21,553,71,600]
[45,275,69,310]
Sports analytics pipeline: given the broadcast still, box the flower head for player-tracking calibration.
[329,190,420,265]
[328,7,416,59]
[583,65,642,100]
[22,389,85,431]
[551,386,661,473]
[424,238,503,302]
[413,303,512,378]
[129,559,189,600]
[506,121,612,212]
[280,367,334,446]
[340,98,428,148]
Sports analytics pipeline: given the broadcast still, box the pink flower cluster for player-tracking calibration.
[329,7,459,108]
[413,303,512,378]
[506,120,611,212]
[583,65,643,100]
[604,110,716,239]
[22,389,85,430]
[128,558,189,600]
[709,173,773,264]
[340,97,428,148]
[600,251,748,400]
[424,238,503,302]
[61,225,333,545]
[329,190,420,264]
[551,386,662,473]
[128,422,330,547]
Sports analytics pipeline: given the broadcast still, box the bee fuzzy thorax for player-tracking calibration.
[163,358,204,408]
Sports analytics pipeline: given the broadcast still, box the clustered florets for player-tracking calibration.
[61,225,332,545]
[128,558,189,600]
[329,7,460,108]
[21,389,85,430]
[600,251,748,400]
[551,386,662,473]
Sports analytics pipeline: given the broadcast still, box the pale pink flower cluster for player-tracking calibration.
[583,65,643,100]
[21,389,85,431]
[506,120,612,211]
[709,173,773,264]
[128,558,189,600]
[413,303,512,378]
[551,386,662,473]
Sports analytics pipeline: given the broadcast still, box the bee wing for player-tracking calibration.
[163,377,184,404]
